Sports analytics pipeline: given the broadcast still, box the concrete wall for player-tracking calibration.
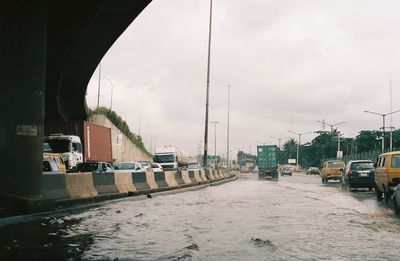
[89,114,152,163]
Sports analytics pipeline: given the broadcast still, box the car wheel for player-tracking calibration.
[375,185,383,201]
[394,196,400,215]
[384,190,392,203]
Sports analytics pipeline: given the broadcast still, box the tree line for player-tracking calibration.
[279,129,400,168]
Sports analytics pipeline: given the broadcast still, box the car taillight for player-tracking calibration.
[347,171,352,177]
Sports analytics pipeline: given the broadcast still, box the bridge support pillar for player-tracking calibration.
[0,2,47,201]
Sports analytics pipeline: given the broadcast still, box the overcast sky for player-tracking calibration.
[86,0,400,156]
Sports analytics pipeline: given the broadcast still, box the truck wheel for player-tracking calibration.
[375,185,383,201]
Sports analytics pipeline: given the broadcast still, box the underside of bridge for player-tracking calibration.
[0,0,151,207]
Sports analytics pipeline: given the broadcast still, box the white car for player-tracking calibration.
[151,163,164,172]
[114,161,145,173]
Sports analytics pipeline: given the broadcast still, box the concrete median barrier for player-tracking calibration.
[41,174,70,199]
[175,171,186,185]
[199,169,207,182]
[164,171,178,187]
[114,172,136,193]
[146,169,158,190]
[193,170,203,182]
[181,170,192,185]
[154,171,169,188]
[131,172,151,190]
[92,173,120,195]
[188,170,198,183]
[65,172,98,199]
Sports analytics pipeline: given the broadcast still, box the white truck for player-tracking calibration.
[153,146,190,170]
[44,134,84,171]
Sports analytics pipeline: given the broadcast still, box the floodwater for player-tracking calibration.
[1,173,400,260]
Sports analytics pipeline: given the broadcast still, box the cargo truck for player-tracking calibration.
[153,146,190,170]
[257,145,278,180]
[44,121,112,171]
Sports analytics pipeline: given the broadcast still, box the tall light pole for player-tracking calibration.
[317,120,345,134]
[226,84,230,169]
[211,121,219,157]
[364,109,400,153]
[317,120,345,157]
[103,77,114,110]
[270,136,290,149]
[203,0,213,167]
[96,62,101,109]
[288,130,312,168]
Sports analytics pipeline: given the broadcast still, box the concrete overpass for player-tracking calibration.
[0,0,151,206]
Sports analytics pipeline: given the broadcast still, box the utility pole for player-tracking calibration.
[203,0,213,167]
[317,120,345,157]
[226,84,230,169]
[288,130,312,169]
[365,109,400,153]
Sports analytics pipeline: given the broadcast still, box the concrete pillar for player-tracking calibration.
[0,1,47,198]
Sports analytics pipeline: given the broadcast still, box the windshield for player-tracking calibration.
[139,161,151,167]
[46,140,70,153]
[327,161,345,168]
[43,142,53,152]
[77,163,98,172]
[351,162,373,170]
[115,163,136,170]
[154,154,175,163]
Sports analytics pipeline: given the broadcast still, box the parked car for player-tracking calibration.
[281,168,292,176]
[306,167,320,175]
[43,157,63,175]
[114,161,145,173]
[76,162,114,174]
[151,163,164,172]
[138,160,152,170]
[321,160,345,183]
[188,164,202,170]
[341,160,375,191]
[375,151,400,202]
[393,184,400,215]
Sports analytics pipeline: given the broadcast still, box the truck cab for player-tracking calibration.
[44,134,83,171]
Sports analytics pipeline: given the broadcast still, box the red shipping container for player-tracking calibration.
[45,121,112,163]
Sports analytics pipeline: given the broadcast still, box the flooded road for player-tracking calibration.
[1,173,400,260]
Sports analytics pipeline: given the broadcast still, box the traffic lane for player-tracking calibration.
[274,171,395,216]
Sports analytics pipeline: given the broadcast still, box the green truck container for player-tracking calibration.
[257,145,278,179]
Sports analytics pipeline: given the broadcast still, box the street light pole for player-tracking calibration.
[96,62,101,109]
[211,121,219,157]
[288,130,312,168]
[103,77,114,110]
[317,120,345,157]
[226,84,230,168]
[270,136,290,149]
[203,0,213,167]
[365,109,400,153]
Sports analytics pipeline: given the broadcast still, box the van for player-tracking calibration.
[374,152,400,202]
[321,160,345,183]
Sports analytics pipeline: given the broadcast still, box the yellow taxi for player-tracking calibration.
[43,152,66,173]
[321,160,345,183]
[374,151,400,202]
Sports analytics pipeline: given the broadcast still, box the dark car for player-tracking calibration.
[341,160,375,191]
[306,167,320,175]
[281,168,292,176]
[76,162,114,174]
